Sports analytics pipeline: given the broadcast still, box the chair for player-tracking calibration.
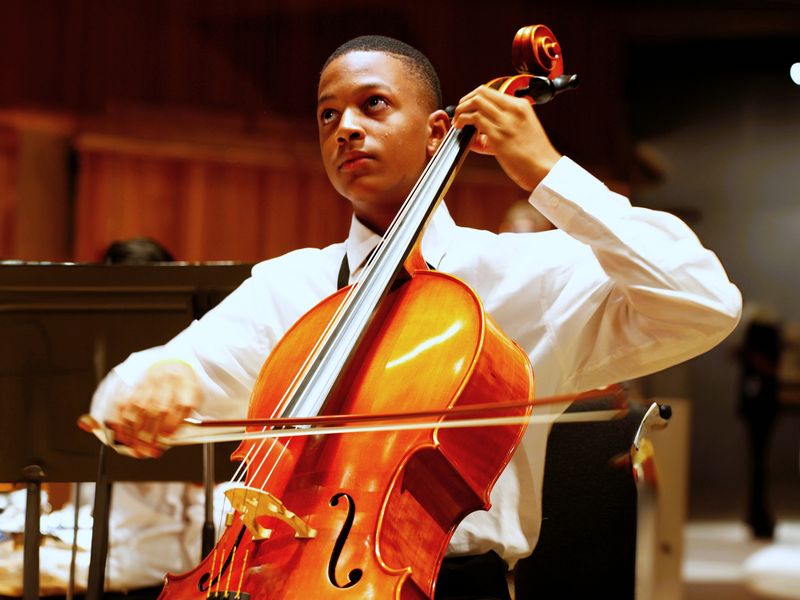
[514,399,649,599]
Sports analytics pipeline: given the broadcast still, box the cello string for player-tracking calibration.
[260,439,293,490]
[244,429,288,489]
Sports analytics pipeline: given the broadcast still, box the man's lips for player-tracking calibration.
[339,152,374,171]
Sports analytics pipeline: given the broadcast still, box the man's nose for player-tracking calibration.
[337,109,365,143]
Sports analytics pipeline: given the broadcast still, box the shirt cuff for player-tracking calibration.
[528,156,631,230]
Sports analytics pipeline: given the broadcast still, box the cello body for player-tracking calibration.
[160,268,533,599]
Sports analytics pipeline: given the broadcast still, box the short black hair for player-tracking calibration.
[103,237,174,264]
[322,35,442,111]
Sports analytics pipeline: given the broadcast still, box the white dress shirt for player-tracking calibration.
[91,156,741,575]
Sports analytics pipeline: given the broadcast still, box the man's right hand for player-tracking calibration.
[107,360,202,458]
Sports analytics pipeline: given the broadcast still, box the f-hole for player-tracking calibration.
[327,492,363,588]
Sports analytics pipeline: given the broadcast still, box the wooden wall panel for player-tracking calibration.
[0,111,76,261]
[73,136,355,262]
[0,127,19,258]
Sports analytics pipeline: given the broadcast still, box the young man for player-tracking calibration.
[91,36,741,598]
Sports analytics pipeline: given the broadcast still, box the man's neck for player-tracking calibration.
[351,207,398,236]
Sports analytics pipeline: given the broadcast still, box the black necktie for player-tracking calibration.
[337,246,434,290]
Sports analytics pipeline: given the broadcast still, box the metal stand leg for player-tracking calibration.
[22,465,45,600]
[202,443,216,559]
[87,445,112,600]
[67,482,81,600]
[633,402,672,600]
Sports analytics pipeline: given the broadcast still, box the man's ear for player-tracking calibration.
[426,109,450,157]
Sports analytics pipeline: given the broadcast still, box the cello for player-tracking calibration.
[136,25,576,600]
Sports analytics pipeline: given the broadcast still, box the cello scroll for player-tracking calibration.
[487,24,579,106]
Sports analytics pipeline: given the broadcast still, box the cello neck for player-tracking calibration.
[356,123,475,288]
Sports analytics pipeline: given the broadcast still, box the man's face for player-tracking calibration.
[317,51,440,232]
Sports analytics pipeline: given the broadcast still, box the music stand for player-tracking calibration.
[1,262,250,599]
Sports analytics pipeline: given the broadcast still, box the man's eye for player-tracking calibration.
[365,96,388,112]
[320,109,337,124]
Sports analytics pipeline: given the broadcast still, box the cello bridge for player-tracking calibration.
[224,485,317,540]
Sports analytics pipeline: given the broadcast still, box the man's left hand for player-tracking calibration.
[452,85,562,191]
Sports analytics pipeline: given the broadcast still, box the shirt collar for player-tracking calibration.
[345,203,456,280]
